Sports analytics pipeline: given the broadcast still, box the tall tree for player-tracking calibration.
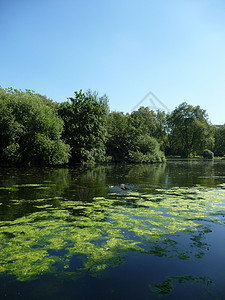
[106,112,132,162]
[106,111,165,163]
[167,102,214,157]
[129,107,168,150]
[58,90,109,163]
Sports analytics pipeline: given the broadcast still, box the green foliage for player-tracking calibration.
[129,107,168,150]
[0,88,70,165]
[106,112,165,163]
[167,102,214,157]
[214,125,225,156]
[58,90,109,163]
[129,134,165,163]
[2,85,224,164]
[106,112,132,162]
[137,134,160,154]
[203,149,214,159]
[33,133,71,165]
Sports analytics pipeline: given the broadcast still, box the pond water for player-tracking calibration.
[0,161,225,299]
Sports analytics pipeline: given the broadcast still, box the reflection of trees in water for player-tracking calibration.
[62,165,110,201]
[0,168,71,221]
[165,160,217,187]
[0,167,71,198]
[0,165,110,221]
[78,165,110,183]
[127,163,167,188]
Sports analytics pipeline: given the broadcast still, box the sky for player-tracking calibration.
[1,0,225,124]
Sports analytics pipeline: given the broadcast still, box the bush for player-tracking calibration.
[128,135,166,163]
[0,88,70,165]
[129,150,165,163]
[203,149,214,159]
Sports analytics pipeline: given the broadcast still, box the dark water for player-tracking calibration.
[0,161,225,299]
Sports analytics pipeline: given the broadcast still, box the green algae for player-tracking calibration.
[151,278,173,296]
[0,182,225,282]
[151,275,210,297]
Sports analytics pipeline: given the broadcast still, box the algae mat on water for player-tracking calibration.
[0,183,225,283]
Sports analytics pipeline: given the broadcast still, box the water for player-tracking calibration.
[0,161,225,299]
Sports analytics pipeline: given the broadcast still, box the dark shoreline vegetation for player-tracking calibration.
[0,87,224,166]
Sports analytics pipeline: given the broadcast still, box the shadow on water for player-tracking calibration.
[0,161,225,299]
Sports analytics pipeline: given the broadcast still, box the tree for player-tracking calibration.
[0,88,70,165]
[203,149,214,159]
[167,102,214,157]
[214,125,225,156]
[129,107,158,136]
[129,107,168,151]
[106,111,165,163]
[58,90,109,163]
[106,112,132,162]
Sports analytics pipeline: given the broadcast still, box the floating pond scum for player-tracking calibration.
[0,163,225,299]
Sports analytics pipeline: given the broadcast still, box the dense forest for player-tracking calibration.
[0,87,223,166]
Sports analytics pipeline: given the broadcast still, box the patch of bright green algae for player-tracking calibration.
[0,184,225,281]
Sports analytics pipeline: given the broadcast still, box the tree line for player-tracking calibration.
[0,87,223,166]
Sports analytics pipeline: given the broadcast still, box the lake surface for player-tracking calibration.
[0,161,225,299]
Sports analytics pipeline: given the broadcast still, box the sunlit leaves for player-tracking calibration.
[0,88,70,165]
[167,102,214,157]
[58,90,109,163]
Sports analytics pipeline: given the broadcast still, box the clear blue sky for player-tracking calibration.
[1,0,225,124]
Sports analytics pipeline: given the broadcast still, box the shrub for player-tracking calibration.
[128,135,166,163]
[0,88,70,165]
[203,149,214,159]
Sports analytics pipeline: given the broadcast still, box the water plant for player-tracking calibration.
[0,181,225,282]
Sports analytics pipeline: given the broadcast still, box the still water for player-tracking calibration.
[0,161,225,299]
